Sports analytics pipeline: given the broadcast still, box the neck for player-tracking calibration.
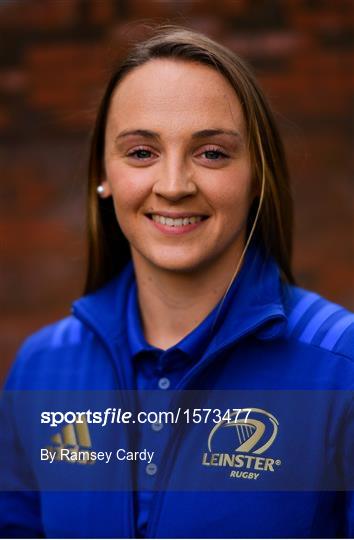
[131,249,244,350]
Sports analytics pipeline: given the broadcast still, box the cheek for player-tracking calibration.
[209,170,254,221]
[106,164,151,211]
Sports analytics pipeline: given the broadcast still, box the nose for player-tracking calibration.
[152,153,197,201]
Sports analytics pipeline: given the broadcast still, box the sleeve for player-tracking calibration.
[0,348,44,538]
[343,396,354,537]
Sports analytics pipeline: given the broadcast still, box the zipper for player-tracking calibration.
[72,305,136,538]
[74,303,284,538]
[146,313,284,538]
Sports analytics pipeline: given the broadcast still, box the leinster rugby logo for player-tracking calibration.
[202,408,281,480]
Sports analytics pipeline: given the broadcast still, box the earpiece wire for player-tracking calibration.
[209,126,266,335]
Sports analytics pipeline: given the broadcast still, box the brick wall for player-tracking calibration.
[1,0,353,383]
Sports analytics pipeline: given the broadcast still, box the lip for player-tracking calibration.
[145,213,208,236]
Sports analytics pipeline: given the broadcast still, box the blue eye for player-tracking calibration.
[128,149,152,159]
[203,150,227,160]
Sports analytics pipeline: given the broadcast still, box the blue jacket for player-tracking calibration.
[1,246,353,538]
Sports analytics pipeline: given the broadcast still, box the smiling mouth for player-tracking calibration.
[146,214,209,227]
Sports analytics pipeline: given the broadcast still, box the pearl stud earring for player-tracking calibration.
[97,185,105,195]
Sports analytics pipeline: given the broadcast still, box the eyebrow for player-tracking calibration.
[114,128,242,142]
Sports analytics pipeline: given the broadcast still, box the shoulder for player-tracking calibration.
[19,315,86,356]
[283,285,354,362]
[4,316,90,390]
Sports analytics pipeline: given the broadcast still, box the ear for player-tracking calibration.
[97,178,112,198]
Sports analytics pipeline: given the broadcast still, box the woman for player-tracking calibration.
[1,25,353,539]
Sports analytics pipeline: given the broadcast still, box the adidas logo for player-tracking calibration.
[45,418,96,465]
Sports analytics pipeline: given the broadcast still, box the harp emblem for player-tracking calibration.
[208,408,279,455]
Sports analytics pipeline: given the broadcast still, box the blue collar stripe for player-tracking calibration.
[286,292,320,335]
[320,314,354,351]
[299,303,341,344]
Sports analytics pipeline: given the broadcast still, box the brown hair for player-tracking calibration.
[84,24,294,294]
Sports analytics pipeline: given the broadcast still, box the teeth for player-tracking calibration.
[151,214,203,227]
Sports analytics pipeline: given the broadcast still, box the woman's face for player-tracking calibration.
[102,59,255,275]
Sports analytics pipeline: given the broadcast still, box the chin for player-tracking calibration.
[149,254,214,275]
[133,244,219,275]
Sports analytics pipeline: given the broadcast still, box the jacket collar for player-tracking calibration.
[204,243,288,355]
[72,262,135,343]
[72,242,288,355]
